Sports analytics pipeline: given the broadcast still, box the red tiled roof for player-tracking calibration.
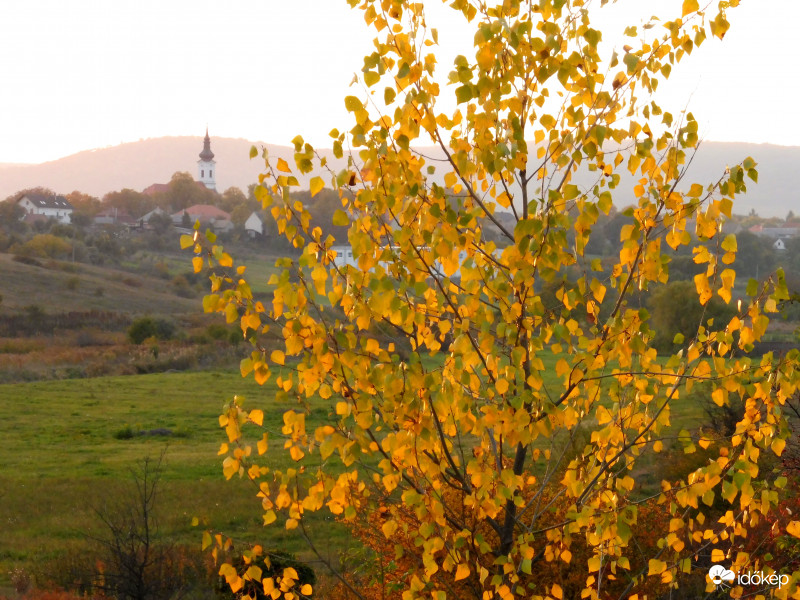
[172,204,231,220]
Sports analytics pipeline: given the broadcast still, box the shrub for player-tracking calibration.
[19,234,72,259]
[127,317,177,344]
[113,425,136,440]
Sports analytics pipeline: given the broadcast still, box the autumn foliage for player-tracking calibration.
[186,0,800,598]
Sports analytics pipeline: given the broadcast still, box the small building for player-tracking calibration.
[331,244,358,268]
[172,204,233,232]
[754,226,800,239]
[244,212,264,238]
[773,238,787,251]
[94,207,137,226]
[17,193,73,224]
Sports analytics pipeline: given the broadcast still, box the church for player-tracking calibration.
[197,128,216,190]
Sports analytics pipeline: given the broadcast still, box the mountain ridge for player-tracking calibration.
[0,137,796,217]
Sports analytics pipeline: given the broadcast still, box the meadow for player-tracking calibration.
[0,370,351,590]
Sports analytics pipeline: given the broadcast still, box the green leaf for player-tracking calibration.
[598,191,612,214]
[332,209,350,227]
[363,70,380,86]
[455,85,473,104]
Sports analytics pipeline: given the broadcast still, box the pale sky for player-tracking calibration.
[0,0,797,164]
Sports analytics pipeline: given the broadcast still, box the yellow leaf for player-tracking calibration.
[382,519,398,538]
[249,409,264,426]
[455,563,470,581]
[300,584,313,595]
[648,559,666,575]
[290,445,305,461]
[682,0,699,17]
[277,158,291,173]
[787,521,800,538]
[180,234,194,249]
[271,350,285,365]
[192,256,204,273]
[310,176,325,197]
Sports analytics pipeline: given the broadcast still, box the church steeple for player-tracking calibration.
[197,127,217,190]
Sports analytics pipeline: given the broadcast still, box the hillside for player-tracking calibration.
[0,252,200,316]
[0,137,797,217]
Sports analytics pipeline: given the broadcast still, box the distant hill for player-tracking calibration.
[0,136,348,201]
[0,137,796,217]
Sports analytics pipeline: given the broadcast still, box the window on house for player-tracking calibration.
[210,170,213,178]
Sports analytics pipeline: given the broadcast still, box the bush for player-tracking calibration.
[19,234,72,259]
[127,317,177,344]
[113,425,137,440]
[215,550,315,600]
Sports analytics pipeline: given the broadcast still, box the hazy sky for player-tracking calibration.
[0,0,797,164]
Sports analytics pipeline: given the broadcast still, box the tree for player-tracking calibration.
[219,186,252,213]
[103,188,155,219]
[159,171,218,211]
[188,1,800,599]
[647,280,736,352]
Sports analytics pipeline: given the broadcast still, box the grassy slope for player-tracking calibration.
[0,252,199,315]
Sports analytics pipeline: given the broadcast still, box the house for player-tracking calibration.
[171,204,233,233]
[244,212,264,238]
[94,207,137,226]
[752,225,800,239]
[331,244,482,279]
[137,207,168,229]
[17,193,73,224]
[773,238,787,251]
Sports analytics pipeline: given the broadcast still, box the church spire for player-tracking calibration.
[197,127,217,190]
[199,127,215,161]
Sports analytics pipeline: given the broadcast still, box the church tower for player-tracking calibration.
[197,128,216,190]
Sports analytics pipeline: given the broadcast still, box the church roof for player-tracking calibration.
[199,128,215,162]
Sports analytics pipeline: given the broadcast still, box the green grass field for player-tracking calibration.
[0,370,349,588]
